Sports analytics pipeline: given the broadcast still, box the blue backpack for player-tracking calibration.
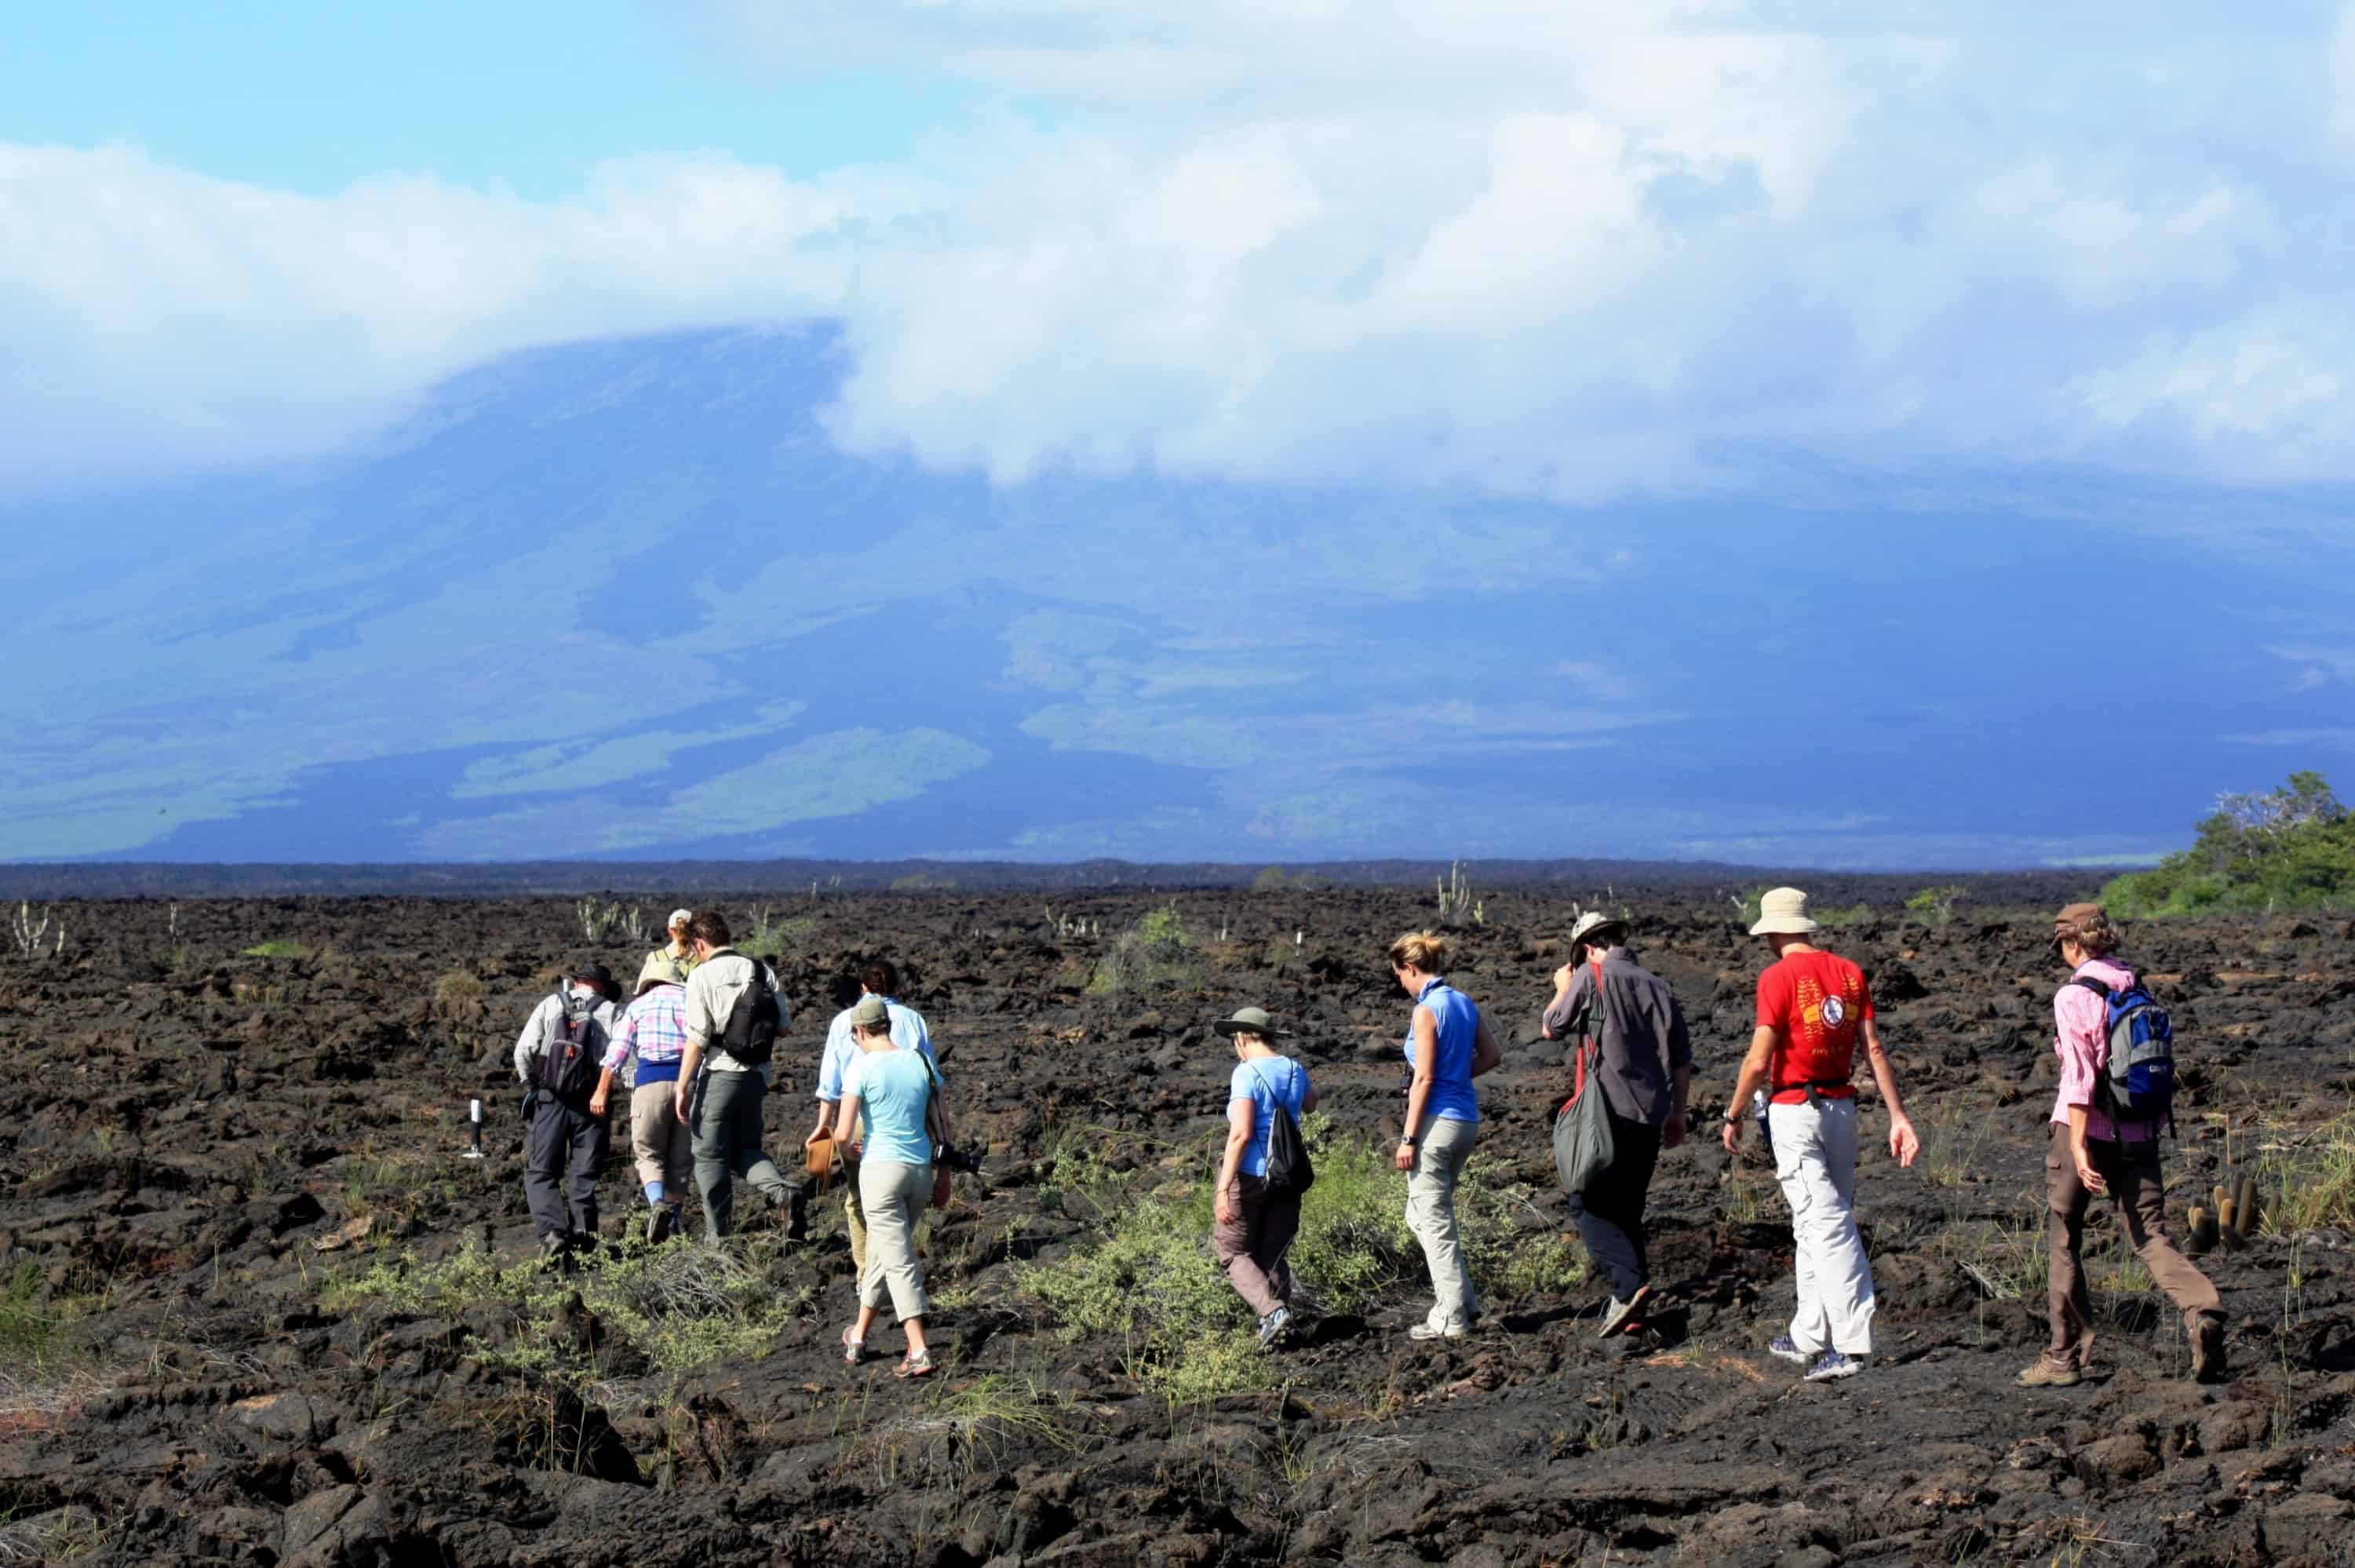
[2071,975,2175,1128]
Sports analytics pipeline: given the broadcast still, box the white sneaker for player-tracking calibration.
[1409,1320,1468,1341]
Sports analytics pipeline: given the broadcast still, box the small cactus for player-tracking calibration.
[2187,1205,2218,1256]
[2232,1176,2260,1238]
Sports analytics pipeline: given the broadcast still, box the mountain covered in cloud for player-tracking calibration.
[3,327,2350,869]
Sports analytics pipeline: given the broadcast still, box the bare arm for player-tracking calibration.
[1721,1025,1778,1151]
[1861,1019,1919,1167]
[833,1092,862,1150]
[1300,1080,1320,1114]
[1215,1097,1253,1224]
[1470,1009,1503,1078]
[1398,1008,1438,1169]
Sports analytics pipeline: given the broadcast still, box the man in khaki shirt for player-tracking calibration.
[673,910,800,1239]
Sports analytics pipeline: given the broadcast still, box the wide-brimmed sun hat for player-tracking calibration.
[636,954,688,994]
[1212,1005,1293,1040]
[1569,910,1628,946]
[1748,887,1820,937]
[570,959,621,998]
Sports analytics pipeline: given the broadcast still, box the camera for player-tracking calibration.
[936,1143,985,1176]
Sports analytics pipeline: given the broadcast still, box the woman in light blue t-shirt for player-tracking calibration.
[833,996,953,1378]
[1389,930,1502,1340]
[1210,1007,1318,1347]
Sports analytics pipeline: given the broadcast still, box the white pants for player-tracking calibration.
[1767,1098,1876,1356]
[1405,1117,1481,1329]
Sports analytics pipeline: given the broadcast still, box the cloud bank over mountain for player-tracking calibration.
[9,2,2355,501]
[3,330,2350,868]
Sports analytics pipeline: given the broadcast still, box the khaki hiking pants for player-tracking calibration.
[858,1158,934,1323]
[1767,1097,1876,1357]
[2045,1123,2219,1370]
[628,1081,692,1197]
[1405,1116,1480,1331]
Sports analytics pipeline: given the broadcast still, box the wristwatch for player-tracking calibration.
[1723,1111,1743,1125]
[1399,1133,1418,1147]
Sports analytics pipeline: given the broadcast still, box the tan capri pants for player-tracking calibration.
[844,1162,933,1274]
[859,1159,934,1323]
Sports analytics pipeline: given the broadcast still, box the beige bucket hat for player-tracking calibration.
[636,953,689,994]
[1569,910,1628,947]
[1748,887,1820,937]
[1212,1005,1293,1039]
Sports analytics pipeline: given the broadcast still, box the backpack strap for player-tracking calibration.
[2069,975,2113,999]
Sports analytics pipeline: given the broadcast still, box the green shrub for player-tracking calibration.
[326,1240,795,1375]
[1904,886,1965,925]
[0,1264,60,1368]
[2105,771,2355,916]
[242,939,312,959]
[1086,905,1201,995]
[739,913,817,962]
[433,970,485,1003]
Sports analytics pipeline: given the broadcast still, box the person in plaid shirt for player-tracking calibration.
[593,953,695,1244]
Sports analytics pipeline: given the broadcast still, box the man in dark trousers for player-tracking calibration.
[1542,911,1691,1343]
[513,959,621,1262]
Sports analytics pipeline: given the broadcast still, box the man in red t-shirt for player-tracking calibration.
[1721,887,1919,1381]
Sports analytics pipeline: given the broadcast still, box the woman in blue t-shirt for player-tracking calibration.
[1389,930,1502,1340]
[1211,1006,1318,1347]
[832,996,951,1378]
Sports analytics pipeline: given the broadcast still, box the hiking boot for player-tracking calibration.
[646,1206,676,1246]
[1257,1306,1292,1347]
[1767,1335,1810,1366]
[2190,1313,2228,1383]
[1804,1351,1864,1382]
[539,1233,574,1274]
[782,1187,810,1244]
[1409,1320,1469,1342]
[1598,1285,1651,1340]
[2017,1355,2081,1388]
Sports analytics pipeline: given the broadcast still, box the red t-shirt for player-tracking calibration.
[1755,950,1873,1103]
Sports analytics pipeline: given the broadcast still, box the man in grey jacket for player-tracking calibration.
[1542,912,1692,1342]
[673,910,800,1240]
[515,960,622,1260]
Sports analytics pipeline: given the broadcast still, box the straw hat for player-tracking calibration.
[1748,887,1820,937]
[635,953,688,995]
[1568,910,1628,947]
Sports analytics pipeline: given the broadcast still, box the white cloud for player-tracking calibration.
[10,3,2355,500]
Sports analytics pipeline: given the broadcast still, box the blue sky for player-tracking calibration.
[3,2,984,196]
[4,4,2353,866]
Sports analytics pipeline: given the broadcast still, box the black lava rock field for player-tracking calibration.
[4,887,2353,1566]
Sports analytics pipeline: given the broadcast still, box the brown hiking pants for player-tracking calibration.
[2045,1123,2220,1369]
[1212,1174,1301,1319]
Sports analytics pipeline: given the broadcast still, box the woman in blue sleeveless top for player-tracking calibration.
[1389,930,1502,1339]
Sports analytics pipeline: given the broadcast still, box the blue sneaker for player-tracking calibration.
[1805,1350,1864,1381]
[1767,1335,1810,1365]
